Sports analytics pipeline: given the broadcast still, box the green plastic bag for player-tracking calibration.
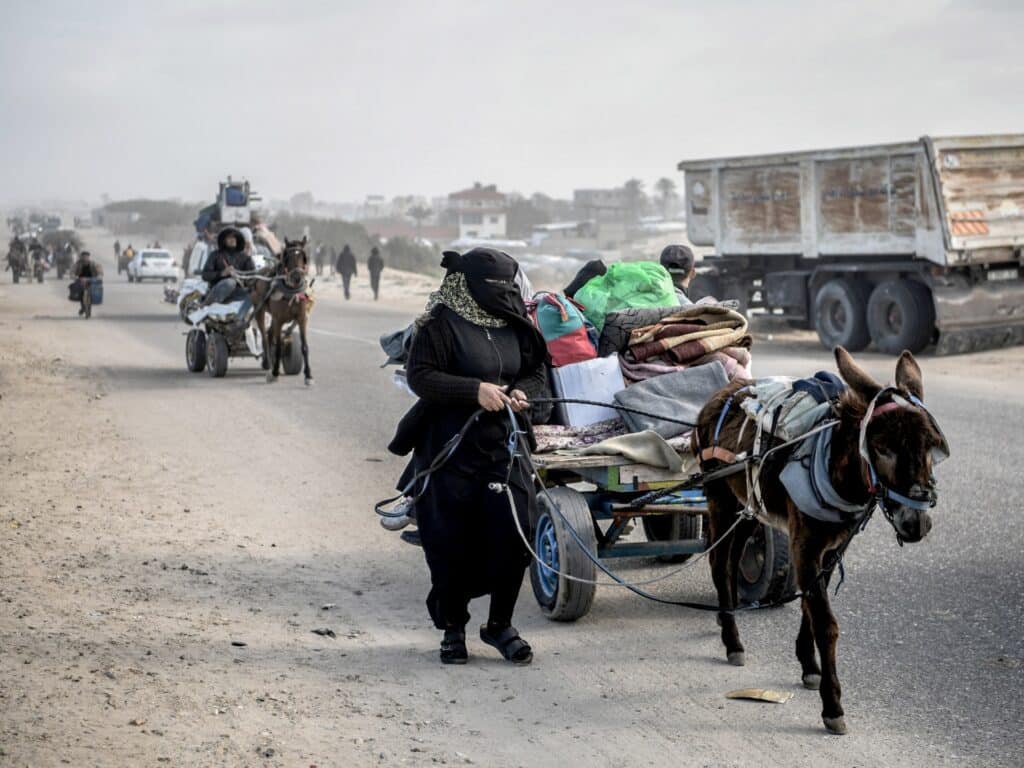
[574,261,679,332]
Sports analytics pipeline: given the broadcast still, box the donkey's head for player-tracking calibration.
[835,347,949,544]
[281,237,309,290]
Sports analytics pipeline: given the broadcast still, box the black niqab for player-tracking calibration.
[441,248,547,372]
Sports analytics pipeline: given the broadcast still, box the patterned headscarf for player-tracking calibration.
[425,272,507,328]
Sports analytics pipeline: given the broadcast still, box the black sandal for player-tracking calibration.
[440,628,468,665]
[479,624,533,665]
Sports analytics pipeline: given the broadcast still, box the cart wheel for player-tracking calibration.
[186,329,207,372]
[282,334,303,375]
[737,523,796,606]
[206,332,229,378]
[530,487,597,622]
[642,513,704,563]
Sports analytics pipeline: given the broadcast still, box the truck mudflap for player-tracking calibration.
[932,276,1024,355]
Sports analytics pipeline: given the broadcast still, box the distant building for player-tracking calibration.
[573,187,628,223]
[447,182,507,240]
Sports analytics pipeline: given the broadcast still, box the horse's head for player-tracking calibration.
[835,347,948,544]
[281,237,309,290]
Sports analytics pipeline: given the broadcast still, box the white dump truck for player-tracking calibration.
[679,135,1024,354]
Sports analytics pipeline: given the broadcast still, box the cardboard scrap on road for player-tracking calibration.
[725,688,793,704]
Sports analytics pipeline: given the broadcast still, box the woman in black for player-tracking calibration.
[400,248,548,665]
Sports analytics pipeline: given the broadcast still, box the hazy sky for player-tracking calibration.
[1,0,1021,205]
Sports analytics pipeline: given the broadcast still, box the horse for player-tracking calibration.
[252,237,314,385]
[693,347,947,735]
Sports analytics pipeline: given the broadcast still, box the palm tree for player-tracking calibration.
[655,177,678,219]
[407,205,433,239]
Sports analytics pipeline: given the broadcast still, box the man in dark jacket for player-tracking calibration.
[336,244,357,299]
[367,246,384,300]
[71,251,103,318]
[201,228,256,318]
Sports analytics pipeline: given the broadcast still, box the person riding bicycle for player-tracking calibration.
[201,227,256,320]
[71,251,103,318]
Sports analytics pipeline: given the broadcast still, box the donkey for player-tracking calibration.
[254,237,315,385]
[693,347,947,735]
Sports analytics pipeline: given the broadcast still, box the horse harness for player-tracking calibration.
[696,377,947,547]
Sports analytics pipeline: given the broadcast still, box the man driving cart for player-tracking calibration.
[201,227,256,323]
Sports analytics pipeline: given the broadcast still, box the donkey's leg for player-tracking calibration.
[256,305,269,370]
[792,522,823,690]
[706,488,746,665]
[795,544,846,734]
[299,312,313,384]
[268,319,282,382]
[721,514,758,666]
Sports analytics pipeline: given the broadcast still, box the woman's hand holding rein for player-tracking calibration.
[477,383,529,413]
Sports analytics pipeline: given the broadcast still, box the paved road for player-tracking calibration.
[6,238,1024,766]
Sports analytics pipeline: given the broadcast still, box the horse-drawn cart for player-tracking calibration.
[529,451,796,621]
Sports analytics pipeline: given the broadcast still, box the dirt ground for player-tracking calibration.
[3,227,1022,767]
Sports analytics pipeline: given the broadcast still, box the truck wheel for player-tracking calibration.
[206,332,229,378]
[530,487,597,622]
[282,335,304,375]
[737,523,796,606]
[720,279,748,316]
[867,279,935,355]
[813,278,871,351]
[186,329,207,372]
[642,513,704,563]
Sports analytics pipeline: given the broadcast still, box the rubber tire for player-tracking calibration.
[642,513,704,563]
[530,487,598,622]
[186,329,207,372]
[737,523,796,606]
[206,332,229,378]
[282,335,304,376]
[867,279,935,355]
[813,278,871,352]
[719,279,748,316]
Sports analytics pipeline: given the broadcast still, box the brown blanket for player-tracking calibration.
[627,306,750,366]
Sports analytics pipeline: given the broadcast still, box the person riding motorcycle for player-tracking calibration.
[201,228,256,321]
[71,251,103,318]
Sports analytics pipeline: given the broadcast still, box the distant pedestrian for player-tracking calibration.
[336,244,357,300]
[113,240,121,260]
[367,246,384,301]
[329,245,337,276]
[314,244,325,276]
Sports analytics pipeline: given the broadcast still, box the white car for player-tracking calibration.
[128,249,178,283]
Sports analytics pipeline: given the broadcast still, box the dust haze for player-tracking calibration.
[2,0,1021,204]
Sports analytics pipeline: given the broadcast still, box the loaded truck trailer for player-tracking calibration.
[678,135,1024,354]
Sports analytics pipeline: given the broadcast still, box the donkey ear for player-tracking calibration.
[834,346,882,401]
[895,350,924,401]
[301,235,308,247]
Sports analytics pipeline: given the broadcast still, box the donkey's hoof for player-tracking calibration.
[727,651,746,667]
[823,716,848,735]
[802,673,821,690]
[266,373,277,383]
[305,377,314,387]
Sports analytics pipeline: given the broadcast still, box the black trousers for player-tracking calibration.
[415,458,533,630]
[370,273,381,299]
[341,272,353,299]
